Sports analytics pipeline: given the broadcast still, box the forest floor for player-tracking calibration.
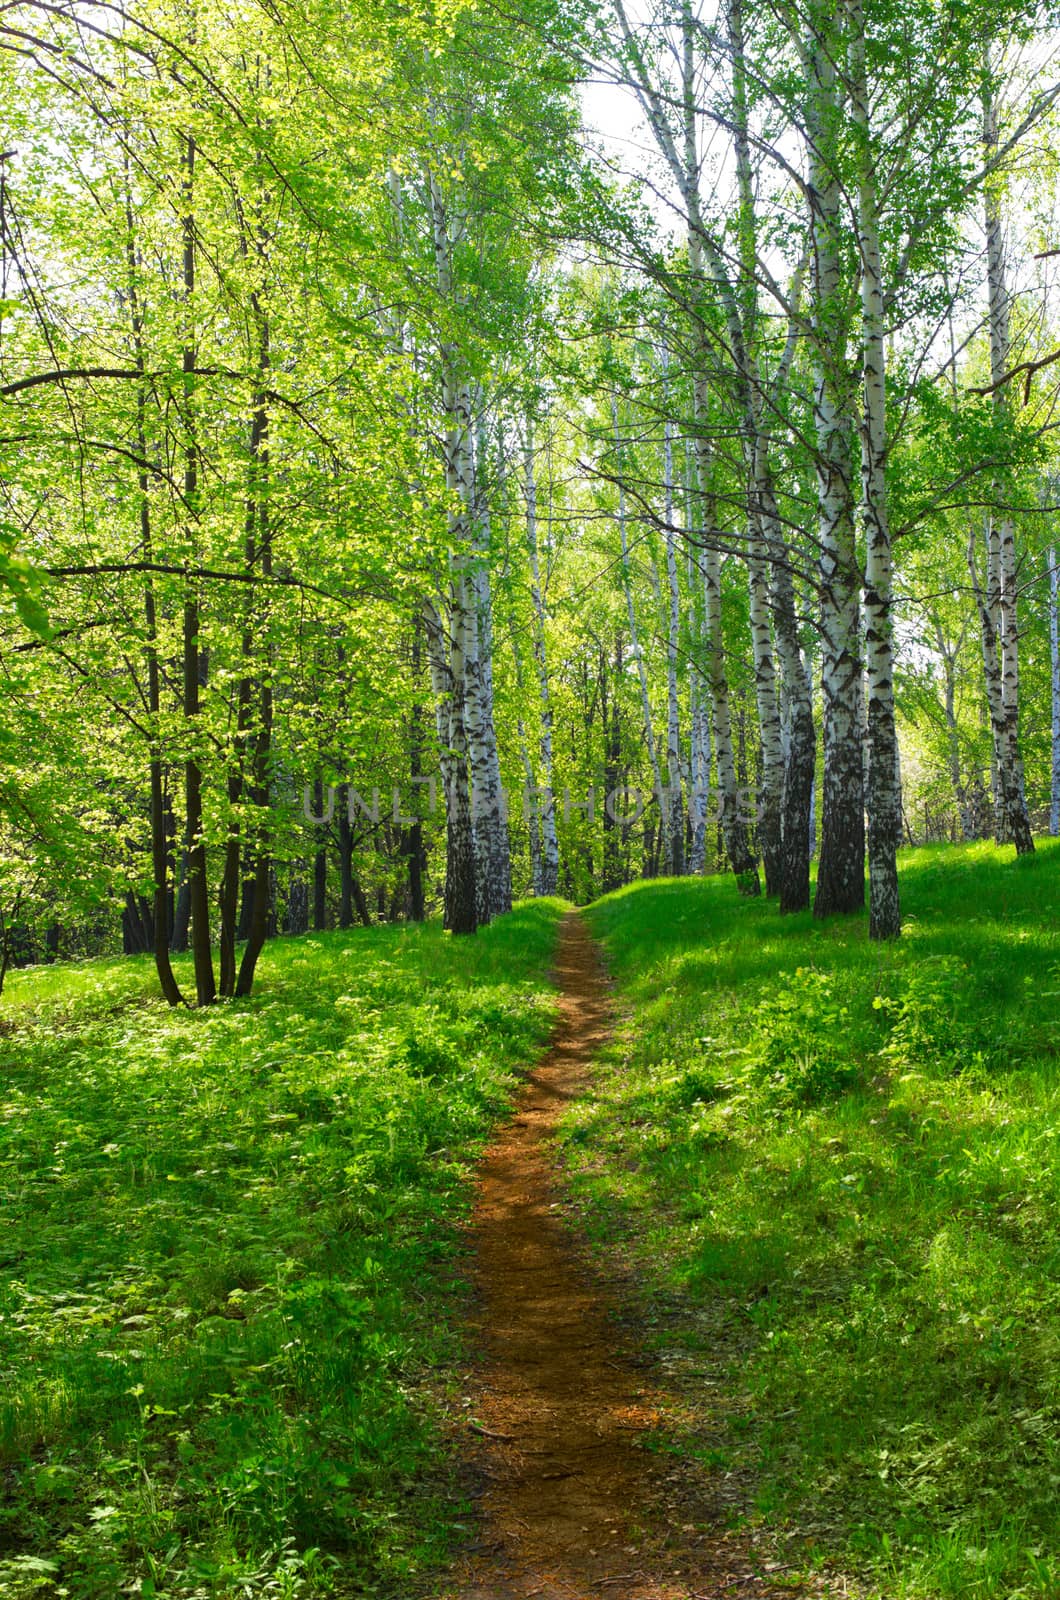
[442,912,806,1600]
[2,845,1059,1600]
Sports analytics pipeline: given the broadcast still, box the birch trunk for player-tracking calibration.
[699,458,757,886]
[981,67,1034,854]
[804,10,865,918]
[762,475,815,911]
[686,518,712,875]
[727,0,785,897]
[511,631,544,893]
[848,0,901,938]
[602,633,626,891]
[430,175,478,930]
[447,565,478,934]
[936,622,972,839]
[1051,545,1060,835]
[612,398,666,864]
[662,370,684,875]
[968,517,1016,831]
[525,425,559,894]
[423,592,473,933]
[748,532,783,893]
[465,408,512,920]
[752,252,815,911]
[611,0,758,890]
[678,7,757,890]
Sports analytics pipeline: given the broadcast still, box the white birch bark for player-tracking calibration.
[847,0,901,938]
[1051,545,1060,835]
[685,452,711,874]
[980,65,1034,853]
[612,397,666,861]
[802,5,865,917]
[747,528,783,892]
[698,458,755,883]
[430,175,476,931]
[760,471,816,911]
[509,625,544,893]
[661,352,684,875]
[677,9,757,888]
[726,0,786,897]
[610,0,759,891]
[753,253,816,912]
[466,407,512,919]
[524,423,559,894]
[499,430,543,893]
[934,620,972,840]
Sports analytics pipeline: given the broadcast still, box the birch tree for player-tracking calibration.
[846,0,902,938]
[973,59,1034,854]
[525,422,560,893]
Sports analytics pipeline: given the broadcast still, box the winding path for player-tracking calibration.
[441,912,788,1600]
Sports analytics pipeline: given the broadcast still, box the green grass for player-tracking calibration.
[0,901,566,1599]
[563,842,1060,1600]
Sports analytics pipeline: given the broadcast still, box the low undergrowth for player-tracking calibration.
[0,901,565,1599]
[564,842,1060,1600]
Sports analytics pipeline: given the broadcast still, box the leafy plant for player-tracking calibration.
[748,967,862,1106]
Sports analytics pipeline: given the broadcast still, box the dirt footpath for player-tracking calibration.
[441,912,793,1600]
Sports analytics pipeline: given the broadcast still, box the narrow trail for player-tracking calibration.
[441,912,791,1600]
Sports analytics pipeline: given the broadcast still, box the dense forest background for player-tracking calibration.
[3,0,1060,998]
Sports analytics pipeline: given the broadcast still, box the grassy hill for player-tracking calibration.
[0,902,565,1599]
[562,842,1060,1599]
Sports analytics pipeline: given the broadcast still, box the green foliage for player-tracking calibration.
[877,955,1008,1078]
[564,847,1060,1599]
[0,900,564,1598]
[0,526,48,637]
[748,968,863,1106]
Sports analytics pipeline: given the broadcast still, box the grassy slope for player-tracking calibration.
[0,901,566,1600]
[564,843,1060,1600]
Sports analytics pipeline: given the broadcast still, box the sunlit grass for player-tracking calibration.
[0,901,566,1599]
[565,843,1060,1599]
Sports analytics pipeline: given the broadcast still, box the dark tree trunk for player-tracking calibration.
[313,779,328,930]
[351,878,371,927]
[234,300,274,999]
[234,689,273,996]
[234,696,273,995]
[337,786,356,928]
[446,799,477,934]
[237,867,254,940]
[287,875,309,935]
[122,892,152,955]
[407,825,426,922]
[170,860,191,954]
[184,614,215,1005]
[407,642,427,922]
